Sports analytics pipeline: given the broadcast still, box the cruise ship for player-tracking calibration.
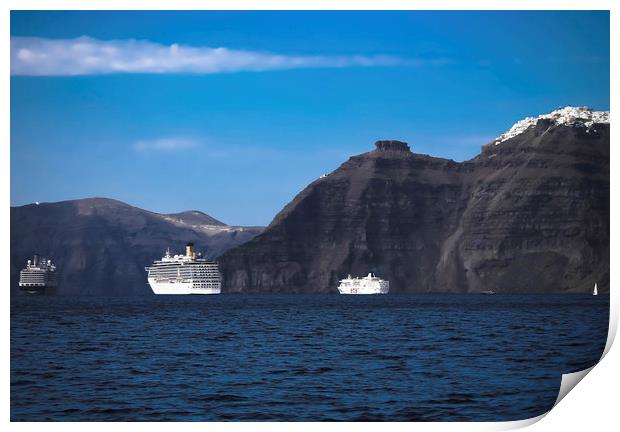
[337,273,390,294]
[19,254,57,294]
[145,243,221,294]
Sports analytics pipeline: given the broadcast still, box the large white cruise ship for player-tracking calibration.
[145,243,221,294]
[337,273,390,294]
[19,254,57,294]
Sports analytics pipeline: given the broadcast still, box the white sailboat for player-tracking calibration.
[593,283,598,296]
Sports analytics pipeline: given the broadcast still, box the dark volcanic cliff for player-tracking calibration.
[220,109,609,294]
[10,198,263,295]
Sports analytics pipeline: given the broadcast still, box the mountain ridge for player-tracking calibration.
[11,107,610,295]
[220,108,609,294]
[10,197,264,295]
[163,210,226,227]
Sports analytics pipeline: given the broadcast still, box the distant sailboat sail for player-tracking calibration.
[593,283,598,296]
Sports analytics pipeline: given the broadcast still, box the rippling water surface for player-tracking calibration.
[11,294,608,421]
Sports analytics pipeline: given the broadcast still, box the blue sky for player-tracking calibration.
[10,11,610,226]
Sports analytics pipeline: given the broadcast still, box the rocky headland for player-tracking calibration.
[220,107,609,294]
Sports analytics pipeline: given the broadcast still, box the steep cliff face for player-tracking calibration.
[452,116,609,293]
[10,198,263,295]
[220,108,609,294]
[221,141,470,293]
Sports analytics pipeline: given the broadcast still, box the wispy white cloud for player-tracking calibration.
[133,137,197,152]
[10,36,431,76]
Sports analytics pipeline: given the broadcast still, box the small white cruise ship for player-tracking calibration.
[19,254,57,294]
[145,243,221,295]
[337,273,390,294]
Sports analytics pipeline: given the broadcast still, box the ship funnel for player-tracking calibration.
[33,254,40,266]
[186,242,194,258]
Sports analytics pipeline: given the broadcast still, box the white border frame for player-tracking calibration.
[2,2,616,431]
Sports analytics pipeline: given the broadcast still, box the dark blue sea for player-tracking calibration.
[11,294,609,421]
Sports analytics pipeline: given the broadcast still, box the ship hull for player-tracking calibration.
[18,285,51,295]
[337,287,389,294]
[148,279,221,295]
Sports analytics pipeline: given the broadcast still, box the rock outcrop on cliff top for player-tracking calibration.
[220,107,609,294]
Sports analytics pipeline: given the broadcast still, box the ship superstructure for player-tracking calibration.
[337,273,389,294]
[145,243,221,294]
[19,254,57,294]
